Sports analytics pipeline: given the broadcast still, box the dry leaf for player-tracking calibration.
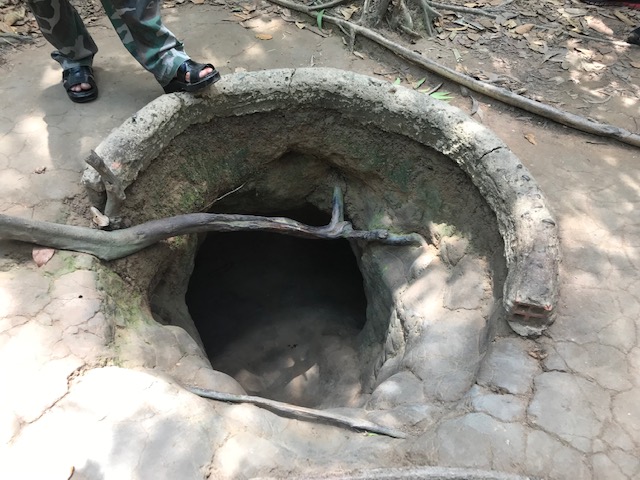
[613,10,635,26]
[32,246,55,267]
[467,33,481,41]
[478,18,495,29]
[528,40,548,54]
[0,21,14,34]
[3,11,24,26]
[581,61,606,72]
[524,133,537,145]
[34,166,46,174]
[585,16,613,36]
[190,0,204,4]
[340,5,359,20]
[255,33,273,40]
[353,51,365,59]
[631,62,640,69]
[563,7,587,16]
[90,206,110,228]
[514,23,534,34]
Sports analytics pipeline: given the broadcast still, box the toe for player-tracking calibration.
[70,82,92,92]
[184,67,214,83]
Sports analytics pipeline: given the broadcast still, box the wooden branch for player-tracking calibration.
[265,0,640,148]
[0,187,425,261]
[85,150,126,220]
[419,0,440,36]
[308,0,351,11]
[185,385,408,439]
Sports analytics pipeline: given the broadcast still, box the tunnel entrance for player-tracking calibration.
[185,205,368,408]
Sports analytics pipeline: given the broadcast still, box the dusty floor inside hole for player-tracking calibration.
[186,207,368,409]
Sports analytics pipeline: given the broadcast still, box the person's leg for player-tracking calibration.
[101,0,215,87]
[25,0,98,100]
[25,0,97,69]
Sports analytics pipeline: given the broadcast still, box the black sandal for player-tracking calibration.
[163,59,221,94]
[63,66,98,103]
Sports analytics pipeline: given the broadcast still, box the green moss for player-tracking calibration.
[96,267,153,328]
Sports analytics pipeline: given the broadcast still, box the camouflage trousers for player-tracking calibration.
[25,0,190,86]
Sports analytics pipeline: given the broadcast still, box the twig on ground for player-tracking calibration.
[265,0,640,148]
[0,187,426,261]
[308,0,351,11]
[0,33,33,41]
[424,81,443,95]
[185,385,408,438]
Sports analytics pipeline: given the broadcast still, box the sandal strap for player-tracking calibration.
[178,60,215,85]
[63,66,94,90]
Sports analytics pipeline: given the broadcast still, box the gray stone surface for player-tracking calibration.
[477,337,540,395]
[2,367,223,479]
[524,430,591,480]
[426,413,528,472]
[367,371,427,409]
[467,385,527,422]
[528,372,611,452]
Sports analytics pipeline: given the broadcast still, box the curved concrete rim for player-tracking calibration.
[252,466,537,480]
[82,67,560,335]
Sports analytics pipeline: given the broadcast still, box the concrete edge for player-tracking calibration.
[81,67,560,336]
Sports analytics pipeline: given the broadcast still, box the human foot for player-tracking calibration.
[63,66,98,103]
[163,59,221,94]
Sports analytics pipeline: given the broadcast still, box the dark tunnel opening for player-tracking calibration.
[185,205,369,407]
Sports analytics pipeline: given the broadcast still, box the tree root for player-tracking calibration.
[308,0,351,11]
[85,150,126,224]
[267,0,640,148]
[0,187,426,261]
[185,385,408,439]
[419,0,440,36]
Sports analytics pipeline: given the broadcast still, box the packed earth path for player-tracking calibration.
[0,0,639,479]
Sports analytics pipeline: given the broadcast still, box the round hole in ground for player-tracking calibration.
[185,205,368,409]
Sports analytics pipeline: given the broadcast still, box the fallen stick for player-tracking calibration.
[0,187,425,261]
[266,0,640,148]
[185,385,408,439]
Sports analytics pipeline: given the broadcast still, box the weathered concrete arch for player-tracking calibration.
[83,67,559,336]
